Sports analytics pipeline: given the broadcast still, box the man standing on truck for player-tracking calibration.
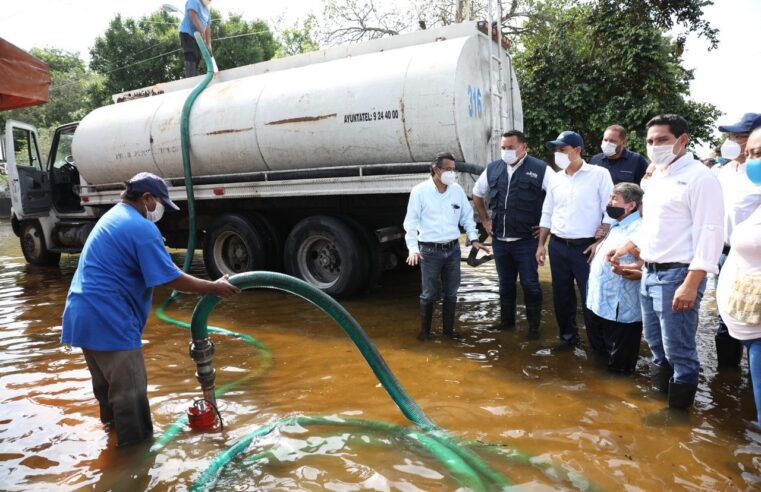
[472,130,553,339]
[179,0,212,77]
[61,172,239,447]
[404,152,490,341]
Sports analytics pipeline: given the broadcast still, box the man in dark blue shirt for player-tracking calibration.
[590,125,649,185]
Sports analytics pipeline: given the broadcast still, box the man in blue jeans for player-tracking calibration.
[611,114,724,410]
[473,130,553,339]
[404,152,490,340]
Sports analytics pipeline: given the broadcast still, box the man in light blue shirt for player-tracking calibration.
[179,0,212,77]
[586,182,644,373]
[404,152,490,340]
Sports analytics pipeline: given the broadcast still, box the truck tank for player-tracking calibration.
[73,29,522,186]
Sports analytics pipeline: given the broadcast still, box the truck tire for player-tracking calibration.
[248,213,282,271]
[284,216,367,298]
[340,215,382,291]
[203,214,267,279]
[21,221,60,267]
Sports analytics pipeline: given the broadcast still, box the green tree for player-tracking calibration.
[513,0,720,158]
[88,10,278,105]
[276,15,321,58]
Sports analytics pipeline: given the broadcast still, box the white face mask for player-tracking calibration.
[440,170,457,186]
[201,0,211,7]
[554,152,571,170]
[720,139,742,160]
[501,149,518,164]
[646,142,678,166]
[601,141,618,157]
[147,200,165,223]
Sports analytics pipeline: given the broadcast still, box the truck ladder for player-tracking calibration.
[487,0,509,161]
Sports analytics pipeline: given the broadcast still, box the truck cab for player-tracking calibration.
[3,120,97,266]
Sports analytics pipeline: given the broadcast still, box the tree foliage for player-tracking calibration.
[276,15,321,58]
[513,0,720,157]
[88,9,278,105]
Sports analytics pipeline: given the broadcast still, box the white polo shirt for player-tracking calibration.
[717,160,761,246]
[633,153,724,273]
[539,162,613,239]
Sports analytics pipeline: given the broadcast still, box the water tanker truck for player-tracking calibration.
[2,21,522,297]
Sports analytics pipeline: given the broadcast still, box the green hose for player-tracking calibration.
[192,416,492,492]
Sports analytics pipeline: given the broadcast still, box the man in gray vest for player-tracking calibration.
[473,130,554,339]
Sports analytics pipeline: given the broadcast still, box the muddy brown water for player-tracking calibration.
[0,220,759,491]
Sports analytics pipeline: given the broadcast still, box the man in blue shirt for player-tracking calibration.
[179,0,212,77]
[590,125,649,185]
[404,152,490,340]
[586,182,644,373]
[62,172,239,447]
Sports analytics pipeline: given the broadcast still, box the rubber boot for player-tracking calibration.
[668,379,698,410]
[417,301,434,341]
[442,300,458,338]
[650,362,673,393]
[715,331,744,367]
[526,302,541,340]
[492,299,515,331]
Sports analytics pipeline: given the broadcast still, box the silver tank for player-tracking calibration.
[73,30,522,185]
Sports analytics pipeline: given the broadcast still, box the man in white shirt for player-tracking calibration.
[404,152,490,340]
[611,114,724,410]
[536,131,614,352]
[714,113,761,367]
[473,130,553,339]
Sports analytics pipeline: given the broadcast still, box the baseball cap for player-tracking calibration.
[718,113,761,133]
[127,172,180,211]
[545,130,584,150]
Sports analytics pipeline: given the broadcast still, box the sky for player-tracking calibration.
[1,0,759,157]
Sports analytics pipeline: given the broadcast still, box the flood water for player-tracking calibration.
[1,219,760,491]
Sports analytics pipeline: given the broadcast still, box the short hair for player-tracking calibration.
[613,182,644,207]
[646,114,689,138]
[121,181,148,201]
[431,151,456,175]
[501,130,526,143]
[605,125,627,140]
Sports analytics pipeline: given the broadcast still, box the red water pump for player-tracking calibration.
[187,399,222,431]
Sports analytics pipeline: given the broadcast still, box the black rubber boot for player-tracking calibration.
[526,302,541,340]
[650,362,673,393]
[443,300,458,338]
[715,331,744,367]
[417,301,434,341]
[668,380,698,410]
[492,299,516,330]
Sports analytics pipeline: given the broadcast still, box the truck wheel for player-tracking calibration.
[203,214,267,279]
[21,221,60,267]
[340,215,381,291]
[284,216,366,298]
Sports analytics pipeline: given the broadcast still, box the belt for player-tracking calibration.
[644,262,689,272]
[419,240,458,250]
[722,245,731,255]
[550,234,595,247]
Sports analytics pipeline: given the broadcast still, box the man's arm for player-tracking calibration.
[460,191,491,253]
[188,10,206,40]
[403,188,423,265]
[472,196,491,235]
[166,272,240,297]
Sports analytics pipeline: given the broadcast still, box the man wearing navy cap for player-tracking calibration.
[536,131,614,352]
[61,172,239,447]
[715,113,761,367]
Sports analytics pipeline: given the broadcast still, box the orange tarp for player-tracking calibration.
[0,37,51,111]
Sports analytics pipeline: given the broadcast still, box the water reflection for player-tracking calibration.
[0,220,759,490]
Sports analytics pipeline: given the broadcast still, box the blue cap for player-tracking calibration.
[718,113,761,133]
[545,130,584,150]
[127,172,180,211]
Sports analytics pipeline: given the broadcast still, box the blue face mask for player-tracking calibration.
[716,157,728,165]
[746,158,761,185]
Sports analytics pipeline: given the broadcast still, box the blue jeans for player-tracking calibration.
[548,237,600,349]
[492,237,541,305]
[640,267,706,385]
[742,338,761,425]
[419,244,461,303]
